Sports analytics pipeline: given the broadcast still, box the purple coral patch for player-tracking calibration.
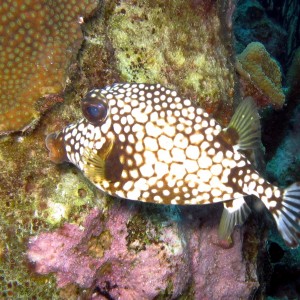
[28,204,258,299]
[28,208,103,287]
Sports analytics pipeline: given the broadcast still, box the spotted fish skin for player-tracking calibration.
[46,83,300,247]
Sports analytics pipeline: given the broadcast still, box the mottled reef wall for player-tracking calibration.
[2,0,300,298]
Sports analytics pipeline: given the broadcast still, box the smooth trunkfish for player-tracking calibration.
[46,83,300,247]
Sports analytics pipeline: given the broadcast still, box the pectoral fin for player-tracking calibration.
[218,197,251,242]
[82,138,115,184]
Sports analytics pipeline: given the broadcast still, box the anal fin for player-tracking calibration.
[218,197,251,242]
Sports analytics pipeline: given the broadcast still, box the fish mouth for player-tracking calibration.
[45,131,68,164]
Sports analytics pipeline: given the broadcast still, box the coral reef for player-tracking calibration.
[234,0,300,75]
[260,45,300,164]
[263,233,300,299]
[260,87,300,298]
[236,42,285,108]
[258,0,300,65]
[233,0,287,64]
[79,0,236,124]
[0,125,99,297]
[266,105,300,187]
[0,0,270,298]
[28,203,259,299]
[225,0,300,298]
[0,0,97,134]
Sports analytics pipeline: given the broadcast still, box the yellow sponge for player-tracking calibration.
[236,42,285,108]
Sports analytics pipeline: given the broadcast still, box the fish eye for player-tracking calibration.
[81,93,108,125]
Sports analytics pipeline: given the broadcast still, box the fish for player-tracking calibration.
[46,83,300,247]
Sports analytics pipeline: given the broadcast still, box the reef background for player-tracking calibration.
[0,0,300,299]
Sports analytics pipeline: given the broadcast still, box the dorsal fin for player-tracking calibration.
[222,97,261,151]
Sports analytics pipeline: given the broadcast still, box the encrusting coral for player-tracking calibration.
[0,127,99,298]
[27,204,259,299]
[236,42,285,108]
[0,0,97,134]
[103,0,236,124]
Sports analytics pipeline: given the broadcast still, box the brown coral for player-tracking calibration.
[236,42,285,108]
[0,0,97,134]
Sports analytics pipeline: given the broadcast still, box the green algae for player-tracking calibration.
[45,172,96,225]
[97,261,113,276]
[154,279,174,300]
[154,278,196,300]
[88,230,112,258]
[0,126,100,298]
[108,0,235,119]
[58,284,81,300]
[126,211,162,252]
[125,204,182,253]
[79,0,235,123]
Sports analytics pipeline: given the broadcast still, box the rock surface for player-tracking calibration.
[28,203,259,299]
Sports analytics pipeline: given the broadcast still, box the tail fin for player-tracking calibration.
[271,183,300,247]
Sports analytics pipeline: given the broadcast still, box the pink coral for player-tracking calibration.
[28,203,258,299]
